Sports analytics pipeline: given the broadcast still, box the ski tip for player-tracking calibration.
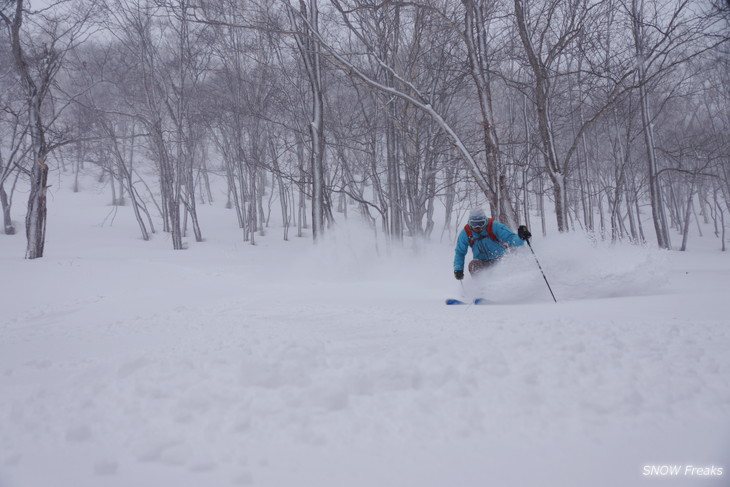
[446,298,489,305]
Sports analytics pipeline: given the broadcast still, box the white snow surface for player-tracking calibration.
[2,179,729,487]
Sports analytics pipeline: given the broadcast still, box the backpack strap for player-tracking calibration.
[464,224,476,246]
[485,218,498,243]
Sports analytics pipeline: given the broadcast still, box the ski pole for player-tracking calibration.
[526,239,557,303]
[459,280,476,309]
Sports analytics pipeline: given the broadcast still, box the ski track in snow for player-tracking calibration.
[1,184,729,487]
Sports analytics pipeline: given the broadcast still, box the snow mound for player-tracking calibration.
[291,217,449,291]
[477,232,670,303]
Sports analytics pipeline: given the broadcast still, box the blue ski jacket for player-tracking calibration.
[453,220,524,271]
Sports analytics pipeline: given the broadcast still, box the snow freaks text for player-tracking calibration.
[642,465,724,477]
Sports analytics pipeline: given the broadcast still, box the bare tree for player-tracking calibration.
[2,0,94,258]
[286,0,331,242]
[513,0,632,232]
[622,0,727,248]
[325,1,504,229]
[0,101,29,235]
[462,0,519,226]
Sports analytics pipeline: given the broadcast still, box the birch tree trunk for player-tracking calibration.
[288,0,329,242]
[463,0,517,227]
[513,0,568,231]
[625,0,713,249]
[633,12,672,251]
[679,175,697,251]
[3,0,54,258]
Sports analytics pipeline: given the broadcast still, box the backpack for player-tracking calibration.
[464,218,501,247]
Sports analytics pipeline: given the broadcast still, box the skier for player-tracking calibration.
[453,208,532,280]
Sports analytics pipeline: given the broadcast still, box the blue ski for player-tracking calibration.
[445,298,489,305]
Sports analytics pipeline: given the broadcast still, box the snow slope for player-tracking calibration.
[1,178,729,487]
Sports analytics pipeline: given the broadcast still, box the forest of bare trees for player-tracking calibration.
[1,0,729,258]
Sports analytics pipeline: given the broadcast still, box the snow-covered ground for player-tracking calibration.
[1,177,729,487]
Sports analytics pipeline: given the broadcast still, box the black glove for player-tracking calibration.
[454,269,464,280]
[518,225,532,240]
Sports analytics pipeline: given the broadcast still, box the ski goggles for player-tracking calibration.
[469,217,487,232]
